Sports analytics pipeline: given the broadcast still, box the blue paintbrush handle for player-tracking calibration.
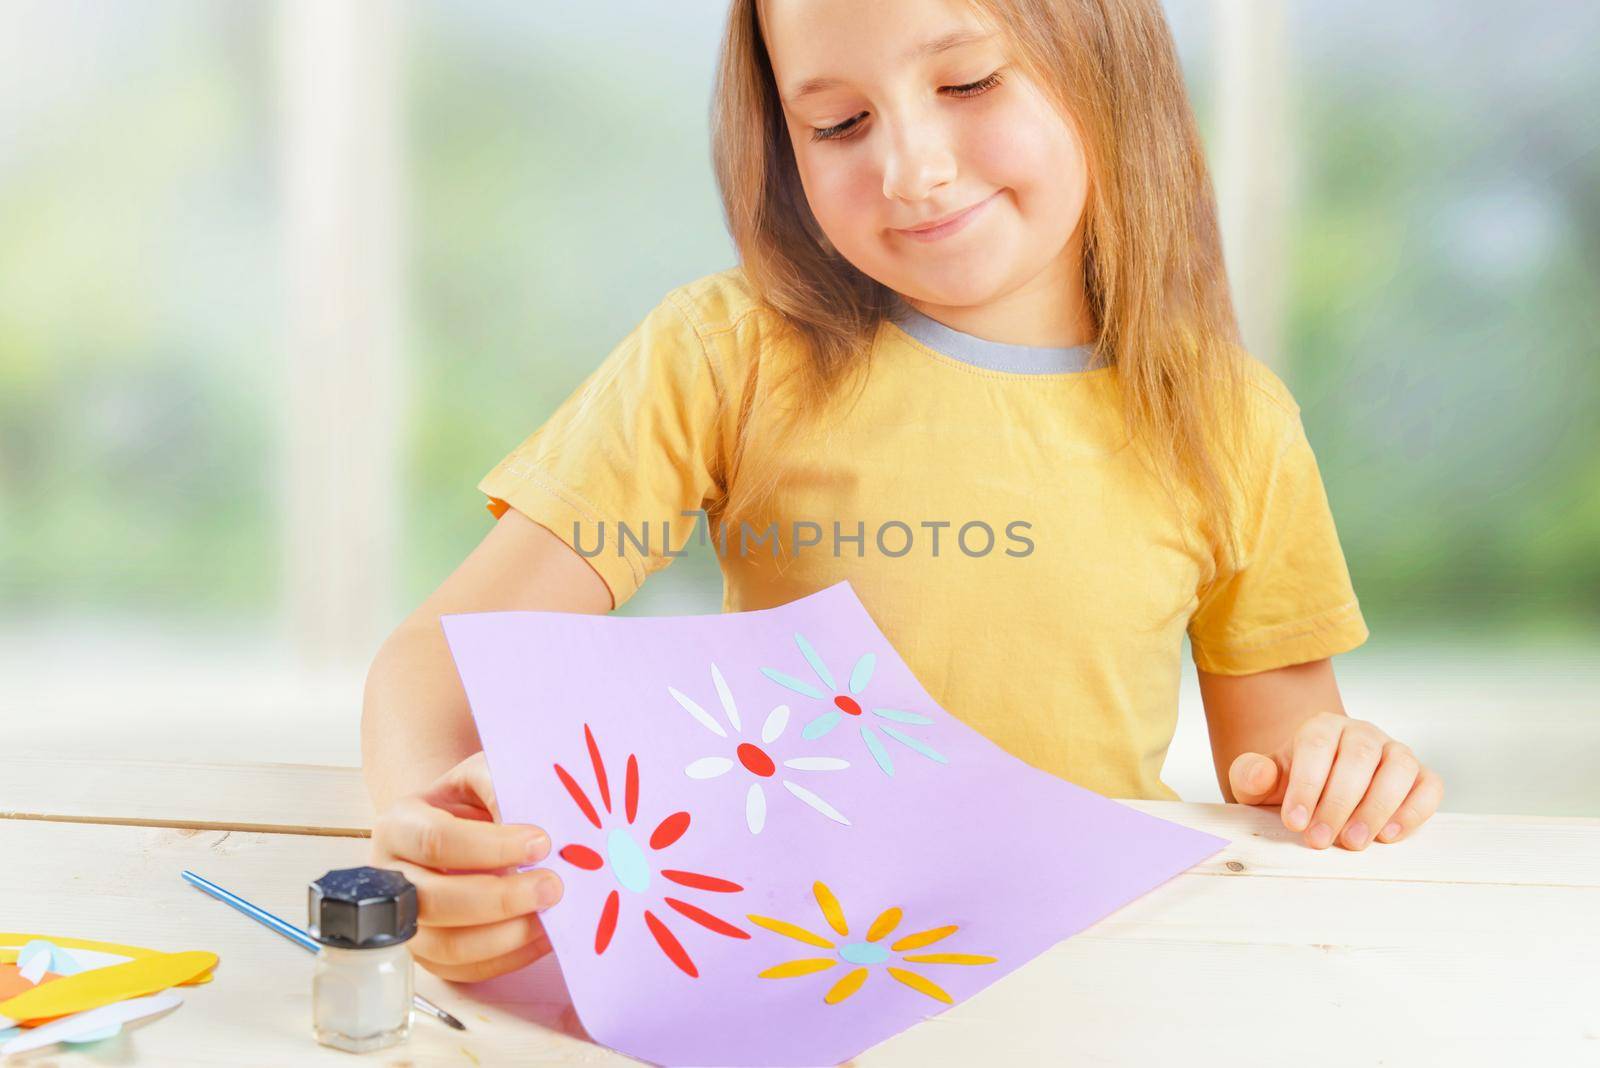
[180,869,320,953]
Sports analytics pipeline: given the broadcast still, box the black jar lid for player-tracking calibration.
[308,867,418,949]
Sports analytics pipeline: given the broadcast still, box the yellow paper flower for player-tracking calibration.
[748,881,996,1005]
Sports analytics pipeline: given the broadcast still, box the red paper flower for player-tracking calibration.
[553,724,749,977]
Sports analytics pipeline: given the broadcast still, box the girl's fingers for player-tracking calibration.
[1304,724,1387,849]
[1279,714,1344,833]
[417,928,554,984]
[1228,751,1286,805]
[1339,741,1419,850]
[374,795,549,872]
[411,913,551,971]
[389,861,564,927]
[422,752,503,824]
[1376,767,1445,843]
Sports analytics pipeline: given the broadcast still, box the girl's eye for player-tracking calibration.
[808,69,1004,144]
[944,70,1004,98]
[811,113,866,144]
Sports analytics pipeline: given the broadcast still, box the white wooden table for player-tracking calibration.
[3,756,1597,1065]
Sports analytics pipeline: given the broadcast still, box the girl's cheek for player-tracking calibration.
[800,151,882,235]
[966,96,1087,227]
[980,98,1067,180]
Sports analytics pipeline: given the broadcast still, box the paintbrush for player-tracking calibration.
[180,869,466,1031]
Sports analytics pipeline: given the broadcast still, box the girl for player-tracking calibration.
[363,0,1443,983]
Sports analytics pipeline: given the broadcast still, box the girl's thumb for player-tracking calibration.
[1229,751,1287,806]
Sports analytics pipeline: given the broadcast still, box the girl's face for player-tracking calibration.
[761,0,1090,317]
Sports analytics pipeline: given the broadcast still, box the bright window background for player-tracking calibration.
[2,2,1595,814]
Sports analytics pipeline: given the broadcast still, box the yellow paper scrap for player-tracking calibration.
[0,951,217,1025]
[0,934,214,986]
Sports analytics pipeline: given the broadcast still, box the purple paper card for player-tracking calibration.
[441,580,1225,1066]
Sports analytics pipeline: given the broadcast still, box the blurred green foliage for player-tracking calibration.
[1284,5,1600,633]
[0,5,278,619]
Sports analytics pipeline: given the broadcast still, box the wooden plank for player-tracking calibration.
[1127,799,1600,888]
[6,758,1599,891]
[0,757,373,837]
[872,935,1600,1066]
[1,820,1594,1065]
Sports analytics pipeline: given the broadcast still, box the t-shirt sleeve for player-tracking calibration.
[477,291,732,611]
[1187,405,1370,675]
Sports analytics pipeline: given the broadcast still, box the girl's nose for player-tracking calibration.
[880,117,958,204]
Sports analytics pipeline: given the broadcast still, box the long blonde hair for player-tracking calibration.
[708,0,1251,569]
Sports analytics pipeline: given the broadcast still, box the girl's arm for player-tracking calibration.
[1198,658,1444,851]
[359,507,611,982]
[361,507,611,808]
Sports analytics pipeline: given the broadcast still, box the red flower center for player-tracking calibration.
[736,742,775,777]
[834,694,862,716]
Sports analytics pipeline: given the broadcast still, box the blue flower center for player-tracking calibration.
[838,941,889,966]
[605,828,651,893]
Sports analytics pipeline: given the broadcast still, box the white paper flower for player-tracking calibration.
[671,663,851,833]
[760,631,947,777]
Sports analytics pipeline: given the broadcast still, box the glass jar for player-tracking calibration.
[307,866,418,1053]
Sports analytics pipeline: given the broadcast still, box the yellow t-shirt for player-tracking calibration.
[479,267,1369,799]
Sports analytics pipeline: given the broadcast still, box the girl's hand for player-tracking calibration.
[370,752,564,981]
[1227,712,1443,850]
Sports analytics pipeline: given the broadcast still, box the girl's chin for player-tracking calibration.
[894,261,1009,300]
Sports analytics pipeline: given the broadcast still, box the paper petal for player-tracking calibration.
[760,704,790,745]
[745,783,767,835]
[669,686,727,738]
[710,663,741,732]
[1,993,181,1056]
[684,756,733,780]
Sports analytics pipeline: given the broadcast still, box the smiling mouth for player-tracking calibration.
[893,192,999,240]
